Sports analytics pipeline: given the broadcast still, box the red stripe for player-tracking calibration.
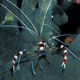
[39,44,44,48]
[16,53,20,58]
[64,52,67,56]
[13,57,16,61]
[64,59,66,64]
[23,51,26,54]
[13,63,15,66]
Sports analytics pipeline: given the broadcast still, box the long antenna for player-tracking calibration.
[66,47,80,61]
[48,34,79,46]
[0,25,38,36]
[0,25,35,31]
[44,24,60,35]
[55,38,69,45]
[40,0,52,36]
[55,34,79,38]
[48,34,78,41]
[0,3,38,38]
[7,0,38,35]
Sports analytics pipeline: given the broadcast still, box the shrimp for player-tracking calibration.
[0,0,80,76]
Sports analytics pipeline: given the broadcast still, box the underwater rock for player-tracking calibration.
[52,5,68,26]
[69,35,80,58]
[58,0,73,10]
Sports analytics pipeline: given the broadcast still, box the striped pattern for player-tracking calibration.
[62,47,67,69]
[57,44,64,49]
[13,50,26,72]
[58,45,67,69]
[38,40,46,51]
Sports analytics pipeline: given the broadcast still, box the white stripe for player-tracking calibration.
[60,45,64,48]
[14,55,18,59]
[19,51,23,55]
[61,62,64,66]
[13,66,15,72]
[64,56,67,60]
[61,63,66,69]
[63,64,66,69]
[13,60,16,64]
[39,41,43,44]
[40,47,44,51]
[64,49,67,53]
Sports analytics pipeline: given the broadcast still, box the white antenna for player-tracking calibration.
[66,47,80,61]
[7,0,38,35]
[48,34,78,41]
[0,3,38,38]
[40,0,52,36]
[44,24,60,35]
[0,25,35,31]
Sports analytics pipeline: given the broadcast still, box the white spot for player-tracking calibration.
[40,47,44,51]
[64,56,67,60]
[39,41,43,44]
[51,15,54,18]
[64,50,67,53]
[13,60,16,64]
[19,51,23,55]
[60,45,64,48]
[14,55,18,59]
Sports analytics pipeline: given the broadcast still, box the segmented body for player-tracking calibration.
[13,50,26,72]
[0,0,80,76]
[58,45,68,69]
[38,40,46,51]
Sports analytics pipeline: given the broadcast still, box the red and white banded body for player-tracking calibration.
[58,45,67,69]
[13,50,26,72]
[38,40,46,51]
[62,46,67,69]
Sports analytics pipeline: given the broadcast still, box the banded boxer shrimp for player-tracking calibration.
[0,0,80,76]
